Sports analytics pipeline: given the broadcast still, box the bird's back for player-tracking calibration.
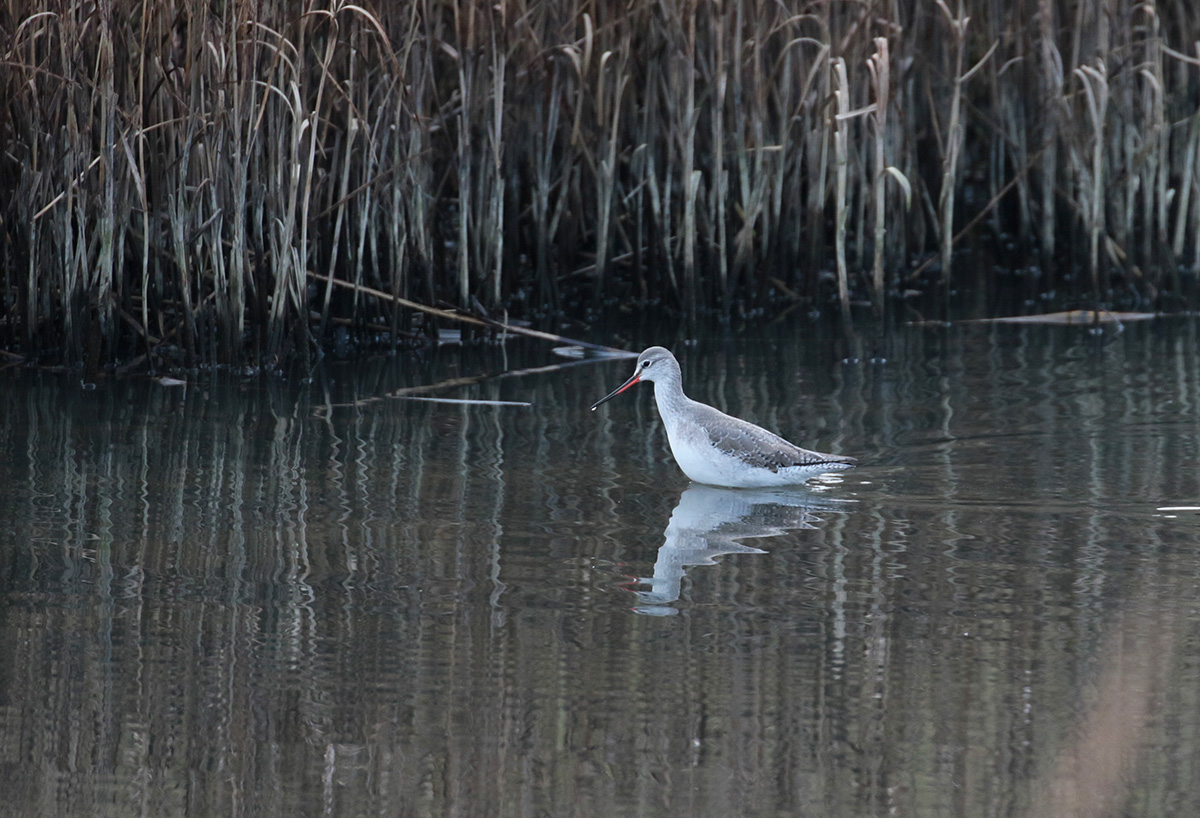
[659,397,854,486]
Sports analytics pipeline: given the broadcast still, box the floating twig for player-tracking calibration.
[393,396,531,407]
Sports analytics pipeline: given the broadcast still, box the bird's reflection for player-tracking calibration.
[631,483,849,615]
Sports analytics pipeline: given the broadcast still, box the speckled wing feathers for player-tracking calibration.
[694,403,856,472]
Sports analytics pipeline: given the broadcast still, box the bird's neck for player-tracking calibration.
[653,375,690,413]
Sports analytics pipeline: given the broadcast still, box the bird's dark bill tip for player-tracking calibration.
[589,374,642,411]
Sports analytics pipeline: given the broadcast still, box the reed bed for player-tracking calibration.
[1,0,1199,369]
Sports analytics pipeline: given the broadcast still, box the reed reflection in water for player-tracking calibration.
[1,325,1200,817]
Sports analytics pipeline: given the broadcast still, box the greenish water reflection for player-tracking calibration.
[2,323,1200,817]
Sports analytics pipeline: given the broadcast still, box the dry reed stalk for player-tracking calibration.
[168,115,198,361]
[1138,1,1169,288]
[1075,60,1109,306]
[731,1,774,305]
[682,3,699,329]
[489,7,506,307]
[397,10,432,331]
[264,28,306,361]
[294,11,337,364]
[1037,0,1063,273]
[711,3,729,313]
[867,38,890,316]
[61,6,86,361]
[933,2,997,305]
[591,41,629,301]
[318,110,357,343]
[236,2,260,358]
[1196,117,1200,277]
[558,19,592,296]
[532,57,564,308]
[333,10,398,328]
[833,57,851,322]
[934,1,968,291]
[630,141,647,299]
[765,13,800,284]
[645,138,679,302]
[1171,111,1199,261]
[993,38,1034,247]
[96,0,116,364]
[388,117,410,341]
[1110,32,1136,266]
[453,0,475,308]
[4,0,1200,369]
[1194,44,1200,276]
[802,19,832,298]
[1165,42,1200,271]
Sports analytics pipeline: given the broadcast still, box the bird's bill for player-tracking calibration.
[589,373,642,410]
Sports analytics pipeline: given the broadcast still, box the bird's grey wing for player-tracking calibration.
[697,406,856,472]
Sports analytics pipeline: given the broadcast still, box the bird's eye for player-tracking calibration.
[641,360,651,368]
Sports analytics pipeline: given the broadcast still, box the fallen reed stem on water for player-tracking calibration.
[307,272,629,354]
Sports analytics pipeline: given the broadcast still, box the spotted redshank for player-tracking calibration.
[590,346,856,488]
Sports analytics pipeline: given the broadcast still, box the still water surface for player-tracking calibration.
[2,322,1200,817]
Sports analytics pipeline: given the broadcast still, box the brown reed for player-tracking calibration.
[1,0,1199,369]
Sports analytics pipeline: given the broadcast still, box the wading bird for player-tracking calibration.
[590,346,856,488]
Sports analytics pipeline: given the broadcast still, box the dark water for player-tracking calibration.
[3,322,1200,817]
